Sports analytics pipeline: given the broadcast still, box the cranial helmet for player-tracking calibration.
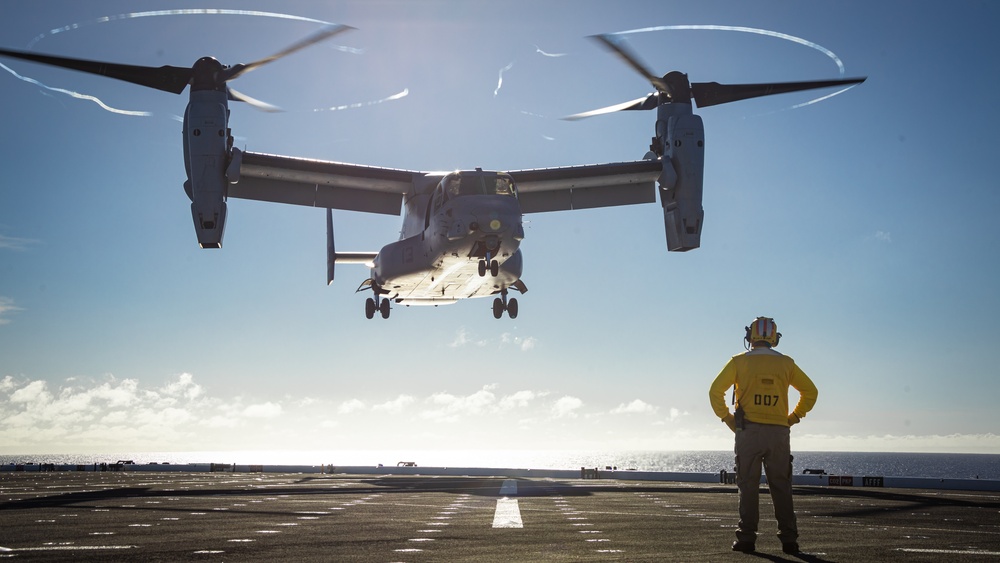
[745,317,781,348]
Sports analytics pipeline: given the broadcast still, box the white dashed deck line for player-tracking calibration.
[900,548,1000,556]
[0,545,139,552]
[556,490,622,555]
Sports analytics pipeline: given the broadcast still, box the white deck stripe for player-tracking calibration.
[492,498,523,528]
[899,548,1000,556]
[492,479,523,528]
[0,546,138,551]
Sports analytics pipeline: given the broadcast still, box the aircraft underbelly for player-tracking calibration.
[374,236,522,302]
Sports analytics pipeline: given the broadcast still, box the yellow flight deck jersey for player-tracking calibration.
[709,347,818,427]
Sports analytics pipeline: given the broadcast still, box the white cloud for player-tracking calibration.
[797,432,1000,453]
[451,329,537,351]
[449,327,486,348]
[500,333,537,351]
[0,373,279,451]
[204,414,241,429]
[2,374,999,455]
[161,373,202,400]
[10,380,51,405]
[338,398,366,414]
[373,394,415,414]
[499,390,539,410]
[610,399,658,415]
[421,385,498,422]
[243,402,283,418]
[0,297,22,325]
[875,230,892,243]
[551,396,583,418]
[0,234,39,251]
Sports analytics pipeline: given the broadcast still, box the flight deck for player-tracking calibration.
[1,466,999,561]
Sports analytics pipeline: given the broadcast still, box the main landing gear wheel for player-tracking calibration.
[478,259,499,277]
[365,297,391,319]
[492,289,518,319]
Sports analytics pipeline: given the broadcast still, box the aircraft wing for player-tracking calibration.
[508,159,662,213]
[229,151,662,215]
[228,151,420,215]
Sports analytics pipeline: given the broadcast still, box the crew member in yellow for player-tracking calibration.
[709,317,818,555]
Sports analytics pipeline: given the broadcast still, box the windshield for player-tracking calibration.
[443,172,516,199]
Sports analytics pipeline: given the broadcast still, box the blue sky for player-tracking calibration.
[1,0,998,457]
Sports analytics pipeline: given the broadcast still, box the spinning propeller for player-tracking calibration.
[0,24,352,111]
[565,33,866,120]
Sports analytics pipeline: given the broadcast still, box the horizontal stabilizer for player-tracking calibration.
[335,252,378,265]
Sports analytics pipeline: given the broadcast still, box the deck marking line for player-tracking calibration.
[499,479,518,496]
[493,498,523,528]
[0,545,138,552]
[899,548,1000,555]
[493,479,523,528]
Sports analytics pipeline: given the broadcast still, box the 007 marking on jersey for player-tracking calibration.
[753,394,779,407]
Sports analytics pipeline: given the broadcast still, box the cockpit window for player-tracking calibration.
[494,176,515,196]
[443,173,516,199]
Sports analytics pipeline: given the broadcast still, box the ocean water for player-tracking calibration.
[2,450,998,480]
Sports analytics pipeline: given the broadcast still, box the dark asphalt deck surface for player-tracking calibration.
[1,471,998,562]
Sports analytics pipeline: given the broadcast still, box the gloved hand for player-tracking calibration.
[722,413,737,433]
[787,413,801,426]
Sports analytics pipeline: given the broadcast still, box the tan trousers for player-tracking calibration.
[734,422,798,544]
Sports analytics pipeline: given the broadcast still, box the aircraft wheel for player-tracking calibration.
[507,298,518,319]
[492,298,504,319]
[365,298,376,319]
[380,298,391,319]
[478,260,487,277]
[490,260,499,277]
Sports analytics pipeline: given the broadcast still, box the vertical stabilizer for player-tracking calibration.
[326,208,335,285]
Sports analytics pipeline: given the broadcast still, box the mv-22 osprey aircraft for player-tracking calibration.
[0,26,864,319]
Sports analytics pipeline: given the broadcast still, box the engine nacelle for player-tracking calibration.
[658,110,705,252]
[183,90,231,248]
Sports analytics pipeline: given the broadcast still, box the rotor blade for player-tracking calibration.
[562,94,658,121]
[589,34,669,93]
[0,47,192,94]
[224,24,355,81]
[227,87,283,113]
[691,77,867,108]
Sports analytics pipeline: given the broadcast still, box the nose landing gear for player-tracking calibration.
[492,288,518,319]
